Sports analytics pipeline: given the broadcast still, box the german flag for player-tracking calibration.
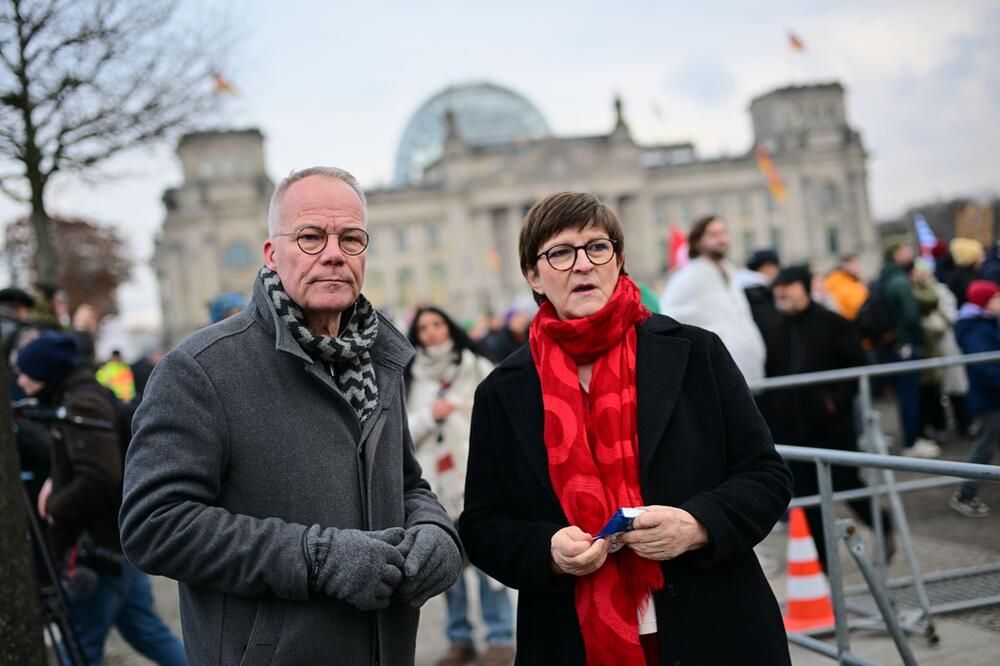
[788,31,806,53]
[211,72,238,96]
[755,145,787,202]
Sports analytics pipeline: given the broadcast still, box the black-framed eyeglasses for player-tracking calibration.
[535,238,618,271]
[275,226,369,256]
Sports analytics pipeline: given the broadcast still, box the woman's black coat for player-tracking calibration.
[459,314,792,665]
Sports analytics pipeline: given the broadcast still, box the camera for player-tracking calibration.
[64,532,124,596]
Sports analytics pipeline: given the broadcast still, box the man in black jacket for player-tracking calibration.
[17,333,185,666]
[759,266,893,570]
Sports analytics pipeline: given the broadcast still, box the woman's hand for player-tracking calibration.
[550,526,610,576]
[37,477,53,524]
[431,399,455,422]
[620,506,709,561]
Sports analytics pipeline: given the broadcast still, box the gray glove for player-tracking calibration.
[395,524,463,607]
[304,525,406,611]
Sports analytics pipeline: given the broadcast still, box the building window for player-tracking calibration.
[429,263,448,304]
[653,197,671,225]
[743,230,756,255]
[199,159,214,178]
[739,192,752,216]
[222,242,254,269]
[680,198,694,222]
[770,227,782,253]
[426,225,441,250]
[827,228,840,255]
[819,182,840,210]
[397,268,415,306]
[765,190,777,212]
[366,271,385,307]
[395,229,409,251]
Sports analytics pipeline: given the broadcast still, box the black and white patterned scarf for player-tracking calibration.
[260,267,380,424]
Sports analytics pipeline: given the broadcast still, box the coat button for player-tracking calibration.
[665,583,677,597]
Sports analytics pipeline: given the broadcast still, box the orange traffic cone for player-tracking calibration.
[783,507,836,632]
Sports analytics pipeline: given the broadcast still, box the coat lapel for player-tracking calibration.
[636,318,690,486]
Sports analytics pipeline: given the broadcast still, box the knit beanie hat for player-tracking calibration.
[966,280,1000,309]
[17,332,78,383]
[208,291,247,323]
[950,238,984,267]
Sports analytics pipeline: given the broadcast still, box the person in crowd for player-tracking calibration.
[912,261,949,440]
[96,350,136,402]
[737,248,781,332]
[120,167,461,665]
[951,280,1000,517]
[825,254,869,321]
[932,240,954,286]
[980,241,1000,285]
[18,332,185,666]
[658,215,767,382]
[479,303,533,364]
[207,291,247,324]
[405,306,515,666]
[758,266,894,570]
[879,236,940,458]
[130,346,165,404]
[461,192,792,665]
[0,286,35,359]
[947,237,984,307]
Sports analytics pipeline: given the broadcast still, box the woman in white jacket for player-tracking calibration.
[406,307,515,666]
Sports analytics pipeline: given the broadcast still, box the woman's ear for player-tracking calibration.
[525,267,545,297]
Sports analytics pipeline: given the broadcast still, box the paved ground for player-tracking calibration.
[103,397,999,665]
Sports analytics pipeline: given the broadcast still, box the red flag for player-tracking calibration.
[211,72,238,96]
[788,31,806,53]
[755,145,787,202]
[669,226,689,270]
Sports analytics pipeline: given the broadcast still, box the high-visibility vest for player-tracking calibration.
[96,361,136,402]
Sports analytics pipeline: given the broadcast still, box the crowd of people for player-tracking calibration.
[5,168,998,666]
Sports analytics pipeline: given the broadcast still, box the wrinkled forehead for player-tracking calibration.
[278,176,366,232]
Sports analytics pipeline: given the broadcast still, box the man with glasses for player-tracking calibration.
[120,167,462,665]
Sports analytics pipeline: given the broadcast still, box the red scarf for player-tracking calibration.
[529,276,663,665]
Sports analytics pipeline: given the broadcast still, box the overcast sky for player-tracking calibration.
[1,0,997,329]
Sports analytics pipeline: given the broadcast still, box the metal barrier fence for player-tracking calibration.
[750,352,1000,665]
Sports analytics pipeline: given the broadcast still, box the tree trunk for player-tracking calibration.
[29,174,58,284]
[0,356,47,665]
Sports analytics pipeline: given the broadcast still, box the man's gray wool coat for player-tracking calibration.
[120,275,460,665]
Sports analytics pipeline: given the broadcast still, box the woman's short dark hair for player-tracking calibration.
[518,192,625,275]
[686,214,721,259]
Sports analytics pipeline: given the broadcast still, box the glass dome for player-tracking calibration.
[393,81,551,185]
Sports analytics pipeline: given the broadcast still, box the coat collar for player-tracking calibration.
[494,313,691,501]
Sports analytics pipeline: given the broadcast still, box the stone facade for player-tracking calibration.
[363,81,875,321]
[154,82,876,341]
[154,129,273,344]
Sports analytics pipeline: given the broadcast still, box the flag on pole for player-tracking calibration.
[669,226,689,270]
[914,213,937,259]
[788,31,806,53]
[755,145,787,202]
[211,72,238,96]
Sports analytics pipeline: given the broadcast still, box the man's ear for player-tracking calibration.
[263,240,277,271]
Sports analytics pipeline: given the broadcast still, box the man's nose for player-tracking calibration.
[318,235,347,264]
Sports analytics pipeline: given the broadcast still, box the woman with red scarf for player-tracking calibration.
[460,192,792,665]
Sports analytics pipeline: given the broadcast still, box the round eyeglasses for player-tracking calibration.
[535,238,617,271]
[275,226,369,256]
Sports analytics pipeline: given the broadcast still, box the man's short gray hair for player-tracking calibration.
[267,166,368,237]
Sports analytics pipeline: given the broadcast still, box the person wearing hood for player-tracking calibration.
[879,236,940,458]
[19,333,185,666]
[758,266,893,569]
[405,306,514,666]
[951,280,1000,517]
[947,238,985,307]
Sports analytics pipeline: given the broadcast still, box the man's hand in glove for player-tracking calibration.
[304,525,406,611]
[395,524,463,607]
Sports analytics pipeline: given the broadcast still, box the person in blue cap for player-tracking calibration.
[207,291,247,324]
[19,332,185,666]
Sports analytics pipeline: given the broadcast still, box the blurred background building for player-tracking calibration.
[154,80,875,343]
